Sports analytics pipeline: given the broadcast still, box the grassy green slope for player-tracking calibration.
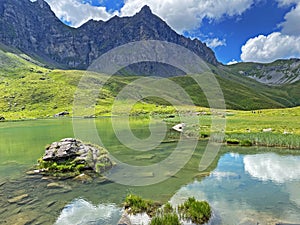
[1,49,300,120]
[221,63,300,107]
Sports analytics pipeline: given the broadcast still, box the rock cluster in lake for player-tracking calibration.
[35,138,114,179]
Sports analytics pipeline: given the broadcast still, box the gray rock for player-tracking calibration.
[40,138,113,175]
[54,111,69,117]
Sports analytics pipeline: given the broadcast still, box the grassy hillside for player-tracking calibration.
[1,49,300,120]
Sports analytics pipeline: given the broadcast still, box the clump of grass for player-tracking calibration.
[226,132,300,149]
[240,139,252,146]
[124,194,160,217]
[150,202,181,225]
[150,213,181,225]
[123,195,212,225]
[178,197,211,225]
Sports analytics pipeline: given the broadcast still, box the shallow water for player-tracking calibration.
[171,153,300,225]
[0,118,300,224]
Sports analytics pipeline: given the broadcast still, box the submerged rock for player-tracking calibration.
[35,138,114,179]
[46,182,66,189]
[73,173,93,183]
[4,212,36,225]
[8,194,29,204]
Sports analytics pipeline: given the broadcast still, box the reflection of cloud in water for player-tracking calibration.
[229,152,240,159]
[286,182,300,208]
[244,153,300,183]
[170,180,207,206]
[170,180,279,225]
[211,171,240,180]
[55,199,122,225]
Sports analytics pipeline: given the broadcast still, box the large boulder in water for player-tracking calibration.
[36,138,114,178]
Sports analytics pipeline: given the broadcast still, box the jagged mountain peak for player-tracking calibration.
[0,0,218,70]
[139,5,153,15]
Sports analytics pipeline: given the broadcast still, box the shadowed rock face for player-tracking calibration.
[0,0,218,71]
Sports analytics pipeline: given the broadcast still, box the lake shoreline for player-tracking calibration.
[1,114,300,150]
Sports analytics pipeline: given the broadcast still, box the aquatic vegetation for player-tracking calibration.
[226,132,300,149]
[178,197,211,224]
[37,158,88,177]
[123,195,212,225]
[150,213,181,225]
[124,194,161,217]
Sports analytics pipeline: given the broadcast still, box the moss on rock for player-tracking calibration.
[34,138,114,179]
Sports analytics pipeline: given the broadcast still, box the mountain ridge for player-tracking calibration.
[0,0,218,70]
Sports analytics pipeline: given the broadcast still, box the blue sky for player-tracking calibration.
[42,0,300,64]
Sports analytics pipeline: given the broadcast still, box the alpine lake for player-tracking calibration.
[0,118,300,225]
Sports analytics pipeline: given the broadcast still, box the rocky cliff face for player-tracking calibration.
[0,0,218,70]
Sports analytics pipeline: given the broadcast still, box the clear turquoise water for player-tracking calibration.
[0,118,300,224]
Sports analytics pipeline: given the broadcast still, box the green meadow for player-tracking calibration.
[1,49,300,149]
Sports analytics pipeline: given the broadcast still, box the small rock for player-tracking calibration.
[8,194,29,204]
[262,128,272,132]
[0,181,6,187]
[17,198,37,206]
[73,173,93,183]
[172,123,185,132]
[54,111,69,117]
[4,212,36,225]
[26,170,41,175]
[47,182,65,189]
[47,201,57,208]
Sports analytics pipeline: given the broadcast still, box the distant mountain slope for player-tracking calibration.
[0,0,217,70]
[226,59,300,85]
[2,48,300,120]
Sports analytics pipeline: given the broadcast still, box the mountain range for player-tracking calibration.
[0,0,217,70]
[1,0,300,115]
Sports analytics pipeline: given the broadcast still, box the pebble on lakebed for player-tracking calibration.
[28,138,115,180]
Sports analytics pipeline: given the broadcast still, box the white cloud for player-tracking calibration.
[204,38,226,48]
[120,0,257,33]
[241,32,300,63]
[44,0,117,27]
[42,0,257,32]
[227,59,239,65]
[240,1,300,63]
[280,3,300,35]
[276,0,300,7]
[244,153,300,183]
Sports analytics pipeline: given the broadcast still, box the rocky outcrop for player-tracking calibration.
[229,58,300,85]
[36,138,114,178]
[0,0,218,71]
